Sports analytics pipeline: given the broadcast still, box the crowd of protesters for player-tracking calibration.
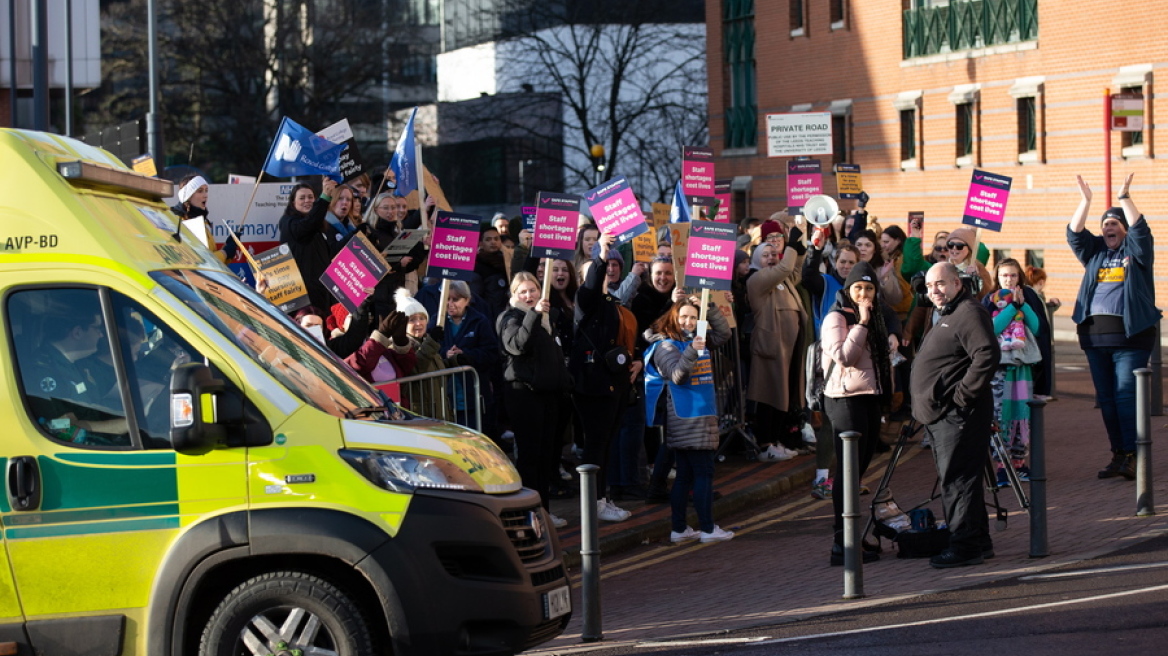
[183,169,1154,562]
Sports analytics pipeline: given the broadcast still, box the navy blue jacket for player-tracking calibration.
[1067,219,1161,338]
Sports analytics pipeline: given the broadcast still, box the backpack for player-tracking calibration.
[804,340,836,412]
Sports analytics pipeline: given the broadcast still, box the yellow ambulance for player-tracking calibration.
[0,128,570,655]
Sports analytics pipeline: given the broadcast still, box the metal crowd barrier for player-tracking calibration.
[380,365,483,432]
[711,327,758,460]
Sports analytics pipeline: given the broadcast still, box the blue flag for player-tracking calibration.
[262,117,345,179]
[389,107,418,195]
[669,179,691,223]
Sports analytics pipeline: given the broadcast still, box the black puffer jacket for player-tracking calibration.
[569,255,628,396]
[497,305,572,392]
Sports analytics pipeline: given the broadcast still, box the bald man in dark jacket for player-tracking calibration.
[911,262,1000,568]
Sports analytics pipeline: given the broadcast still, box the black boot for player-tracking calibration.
[1098,451,1125,479]
[1118,451,1137,480]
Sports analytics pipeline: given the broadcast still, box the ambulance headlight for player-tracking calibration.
[340,449,482,493]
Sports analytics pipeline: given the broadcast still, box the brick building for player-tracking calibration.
[706,0,1167,307]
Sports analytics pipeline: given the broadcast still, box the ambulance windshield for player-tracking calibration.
[151,269,384,416]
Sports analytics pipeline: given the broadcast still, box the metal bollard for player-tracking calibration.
[1027,399,1049,557]
[1135,369,1156,517]
[1151,323,1163,416]
[577,464,603,642]
[840,431,864,599]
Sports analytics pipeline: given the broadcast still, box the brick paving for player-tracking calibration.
[532,334,1168,652]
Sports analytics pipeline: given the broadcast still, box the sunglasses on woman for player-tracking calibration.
[946,241,968,251]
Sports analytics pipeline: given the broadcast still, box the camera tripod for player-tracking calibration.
[863,417,1029,543]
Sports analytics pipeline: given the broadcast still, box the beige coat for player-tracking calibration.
[746,246,807,412]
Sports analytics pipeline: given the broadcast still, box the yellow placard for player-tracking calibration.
[837,169,863,197]
[652,203,671,229]
[632,230,657,263]
[131,154,158,178]
[257,246,309,312]
[668,222,690,273]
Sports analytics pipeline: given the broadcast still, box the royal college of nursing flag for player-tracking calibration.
[262,117,346,179]
[389,107,419,195]
[669,179,692,223]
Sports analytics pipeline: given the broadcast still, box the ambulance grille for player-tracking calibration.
[500,506,550,564]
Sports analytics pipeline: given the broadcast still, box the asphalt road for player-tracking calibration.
[557,532,1168,656]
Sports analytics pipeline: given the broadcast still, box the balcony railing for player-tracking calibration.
[903,0,1037,59]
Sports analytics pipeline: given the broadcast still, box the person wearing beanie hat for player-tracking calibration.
[590,242,643,304]
[746,234,808,462]
[170,174,240,264]
[821,260,892,565]
[1068,173,1161,479]
[758,220,785,245]
[393,288,445,375]
[942,226,993,299]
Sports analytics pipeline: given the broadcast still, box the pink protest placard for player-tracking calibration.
[714,178,732,223]
[429,211,482,281]
[532,192,580,261]
[683,220,737,291]
[583,175,648,245]
[319,232,389,314]
[787,159,823,215]
[962,169,1012,232]
[682,146,715,196]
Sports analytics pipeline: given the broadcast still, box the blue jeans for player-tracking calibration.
[671,449,715,534]
[1084,346,1151,453]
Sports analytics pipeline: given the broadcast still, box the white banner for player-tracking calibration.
[169,182,293,250]
[766,112,834,158]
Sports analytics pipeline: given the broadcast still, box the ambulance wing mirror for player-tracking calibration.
[169,363,227,455]
[169,363,273,455]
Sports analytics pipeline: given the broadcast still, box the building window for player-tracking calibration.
[790,0,805,36]
[1009,77,1043,163]
[991,249,1012,270]
[900,110,916,163]
[893,91,922,169]
[956,104,973,159]
[723,0,757,151]
[830,100,852,166]
[830,0,845,28]
[1025,249,1044,271]
[948,84,979,167]
[1017,96,1036,156]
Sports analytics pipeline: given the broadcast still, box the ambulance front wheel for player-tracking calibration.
[199,570,375,656]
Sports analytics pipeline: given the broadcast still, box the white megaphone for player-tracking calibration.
[801,195,840,227]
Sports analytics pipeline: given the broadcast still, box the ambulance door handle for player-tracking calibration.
[7,456,40,511]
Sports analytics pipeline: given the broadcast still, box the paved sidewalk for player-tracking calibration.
[534,345,1168,653]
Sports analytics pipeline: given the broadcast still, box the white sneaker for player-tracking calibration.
[758,444,795,462]
[670,526,700,543]
[667,468,677,480]
[550,513,568,529]
[559,465,572,481]
[801,422,817,445]
[700,525,735,543]
[597,499,631,522]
